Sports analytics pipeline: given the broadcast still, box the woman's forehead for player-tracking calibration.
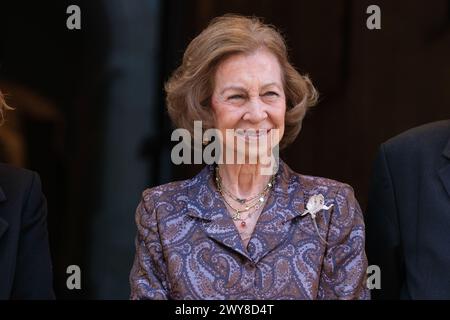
[214,50,283,89]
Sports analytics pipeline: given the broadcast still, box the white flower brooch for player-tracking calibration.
[301,194,334,244]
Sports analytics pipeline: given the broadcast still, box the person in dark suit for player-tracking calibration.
[0,90,54,299]
[366,119,450,299]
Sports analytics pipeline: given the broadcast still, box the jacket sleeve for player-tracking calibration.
[365,144,404,299]
[11,172,55,299]
[129,190,170,300]
[318,185,370,300]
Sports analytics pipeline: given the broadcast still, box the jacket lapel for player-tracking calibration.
[0,186,8,240]
[201,214,249,259]
[438,136,450,199]
[247,162,334,263]
[185,166,250,259]
[247,161,307,263]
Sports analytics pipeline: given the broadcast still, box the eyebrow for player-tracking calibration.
[261,82,282,90]
[220,86,245,95]
[220,82,282,95]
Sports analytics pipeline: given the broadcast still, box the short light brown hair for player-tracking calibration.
[0,89,13,125]
[165,14,318,149]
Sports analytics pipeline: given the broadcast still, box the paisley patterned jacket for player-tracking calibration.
[130,160,370,299]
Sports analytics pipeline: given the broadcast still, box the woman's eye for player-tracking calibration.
[263,91,279,97]
[229,95,244,100]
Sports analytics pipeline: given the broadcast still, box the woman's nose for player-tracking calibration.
[242,98,268,123]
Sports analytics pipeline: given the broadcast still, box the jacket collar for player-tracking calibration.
[185,159,313,263]
[438,135,450,199]
[0,186,8,239]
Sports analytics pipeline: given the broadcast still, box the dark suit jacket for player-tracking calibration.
[366,120,450,299]
[130,160,369,300]
[0,163,54,299]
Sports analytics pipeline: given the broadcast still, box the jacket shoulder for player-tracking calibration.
[138,178,194,213]
[0,163,38,196]
[279,161,356,200]
[384,120,450,153]
[0,163,35,182]
[296,171,354,197]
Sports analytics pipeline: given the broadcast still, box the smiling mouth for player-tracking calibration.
[235,128,272,138]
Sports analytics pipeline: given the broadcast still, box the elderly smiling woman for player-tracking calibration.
[130,14,369,300]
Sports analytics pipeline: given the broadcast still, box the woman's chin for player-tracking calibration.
[231,146,274,165]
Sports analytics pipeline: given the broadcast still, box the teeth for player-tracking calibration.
[236,129,270,137]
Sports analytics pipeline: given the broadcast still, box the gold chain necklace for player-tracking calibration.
[219,178,271,204]
[215,166,275,227]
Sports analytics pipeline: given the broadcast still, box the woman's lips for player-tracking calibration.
[235,128,272,139]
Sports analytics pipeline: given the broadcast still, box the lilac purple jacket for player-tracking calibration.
[130,160,370,299]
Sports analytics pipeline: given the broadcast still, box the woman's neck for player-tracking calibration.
[217,163,271,199]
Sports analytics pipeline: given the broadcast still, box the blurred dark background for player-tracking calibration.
[0,0,448,299]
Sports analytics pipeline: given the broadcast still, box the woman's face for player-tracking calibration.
[211,49,286,163]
